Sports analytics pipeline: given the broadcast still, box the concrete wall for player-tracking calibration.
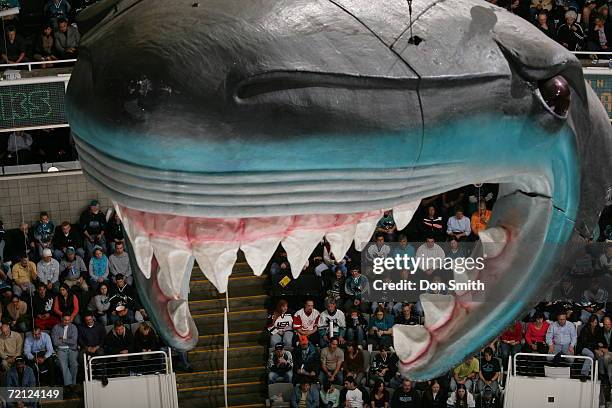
[0,171,111,229]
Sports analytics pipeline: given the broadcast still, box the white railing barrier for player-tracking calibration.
[0,59,77,71]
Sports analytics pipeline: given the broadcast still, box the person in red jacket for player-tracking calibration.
[499,321,523,370]
[524,312,550,354]
[53,284,80,325]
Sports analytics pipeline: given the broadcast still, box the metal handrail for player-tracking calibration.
[512,352,595,380]
[0,59,77,71]
[86,350,171,381]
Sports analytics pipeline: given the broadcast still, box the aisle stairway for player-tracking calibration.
[177,260,269,407]
[51,257,269,408]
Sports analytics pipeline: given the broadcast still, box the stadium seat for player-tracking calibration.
[266,382,293,407]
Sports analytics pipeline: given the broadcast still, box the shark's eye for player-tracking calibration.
[538,75,571,118]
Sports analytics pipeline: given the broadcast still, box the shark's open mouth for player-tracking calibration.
[112,178,551,380]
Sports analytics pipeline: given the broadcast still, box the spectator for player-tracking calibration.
[450,355,479,393]
[323,239,348,276]
[37,248,60,294]
[11,255,37,297]
[51,314,78,391]
[422,380,445,408]
[33,23,59,67]
[0,26,26,64]
[293,299,320,344]
[376,211,397,242]
[344,342,365,386]
[367,308,394,349]
[0,221,4,264]
[529,0,553,21]
[344,266,370,313]
[80,200,106,258]
[476,388,500,408]
[44,0,71,29]
[89,246,109,291]
[346,309,368,347]
[33,212,55,259]
[477,347,501,394]
[6,356,36,390]
[108,274,144,324]
[55,18,80,59]
[395,303,419,326]
[447,207,471,242]
[587,15,609,51]
[366,234,391,262]
[579,278,607,324]
[0,323,23,371]
[59,247,88,292]
[415,237,445,277]
[78,313,106,359]
[108,241,132,285]
[23,327,55,385]
[290,381,319,408]
[370,379,389,408]
[368,345,400,387]
[293,335,319,383]
[524,311,550,354]
[470,201,491,239]
[325,268,347,302]
[536,11,556,40]
[447,384,476,408]
[320,337,344,386]
[133,321,159,352]
[32,284,59,330]
[546,312,577,355]
[106,211,125,254]
[53,222,84,260]
[85,283,109,326]
[319,298,346,347]
[7,295,28,333]
[267,299,293,348]
[419,206,445,243]
[267,343,293,384]
[53,284,80,324]
[104,320,133,378]
[599,244,612,274]
[340,376,368,408]
[577,314,606,377]
[498,321,523,370]
[321,383,341,408]
[557,10,585,51]
[390,378,420,408]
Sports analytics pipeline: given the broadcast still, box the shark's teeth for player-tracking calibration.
[354,211,382,251]
[393,324,432,364]
[132,235,154,279]
[167,299,191,338]
[241,237,281,276]
[325,223,357,262]
[478,226,508,259]
[393,200,421,230]
[420,293,456,330]
[151,237,194,299]
[282,229,324,278]
[193,242,239,294]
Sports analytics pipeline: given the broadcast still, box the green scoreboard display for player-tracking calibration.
[0,80,68,131]
[584,70,612,120]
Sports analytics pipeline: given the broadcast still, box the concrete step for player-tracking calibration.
[189,294,268,315]
[197,330,263,348]
[189,275,267,300]
[194,309,267,336]
[178,381,264,407]
[188,345,266,372]
[190,262,255,282]
[176,366,265,389]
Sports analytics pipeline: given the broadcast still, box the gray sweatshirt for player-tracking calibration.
[109,252,132,279]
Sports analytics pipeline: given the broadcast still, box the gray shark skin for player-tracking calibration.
[66,0,612,380]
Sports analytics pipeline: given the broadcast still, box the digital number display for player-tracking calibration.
[0,81,67,130]
[584,73,612,119]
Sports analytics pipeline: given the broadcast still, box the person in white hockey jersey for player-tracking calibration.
[318,297,346,348]
[267,299,294,348]
[293,299,321,345]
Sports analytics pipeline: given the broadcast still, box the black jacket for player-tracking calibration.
[105,328,133,354]
[391,388,421,408]
[53,227,83,251]
[578,324,606,352]
[78,322,106,348]
[422,389,446,408]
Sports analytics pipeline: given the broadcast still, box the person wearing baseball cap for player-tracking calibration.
[80,199,107,258]
[294,335,318,382]
[37,248,60,293]
[6,355,36,389]
[267,342,293,384]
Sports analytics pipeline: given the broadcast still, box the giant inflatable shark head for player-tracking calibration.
[66,0,612,380]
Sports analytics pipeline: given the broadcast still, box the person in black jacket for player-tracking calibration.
[418,206,445,242]
[108,274,146,324]
[557,10,586,51]
[578,314,606,377]
[422,380,445,408]
[391,378,421,408]
[475,388,500,408]
[78,313,106,358]
[53,222,84,261]
[80,200,107,258]
[32,23,58,67]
